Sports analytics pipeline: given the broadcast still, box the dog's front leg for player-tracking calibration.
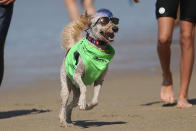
[86,83,101,110]
[86,68,108,110]
[73,57,87,110]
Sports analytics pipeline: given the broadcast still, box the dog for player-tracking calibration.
[59,9,119,127]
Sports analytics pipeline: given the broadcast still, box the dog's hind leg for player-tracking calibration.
[66,86,80,123]
[59,65,72,127]
[86,68,108,110]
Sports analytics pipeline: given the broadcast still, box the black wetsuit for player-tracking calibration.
[156,0,196,23]
[0,3,13,86]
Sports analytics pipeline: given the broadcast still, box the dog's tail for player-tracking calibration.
[61,12,90,51]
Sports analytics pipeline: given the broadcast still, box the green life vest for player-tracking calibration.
[65,38,115,88]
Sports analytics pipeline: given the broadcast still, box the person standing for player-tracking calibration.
[135,0,196,108]
[0,0,15,86]
[156,0,195,108]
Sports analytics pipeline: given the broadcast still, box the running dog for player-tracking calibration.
[59,9,119,127]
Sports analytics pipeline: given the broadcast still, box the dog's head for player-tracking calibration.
[89,9,119,43]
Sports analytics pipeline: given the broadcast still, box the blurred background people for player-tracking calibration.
[0,0,15,86]
[63,0,95,20]
[133,0,139,3]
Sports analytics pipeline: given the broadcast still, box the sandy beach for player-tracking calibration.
[1,0,196,130]
[1,69,196,131]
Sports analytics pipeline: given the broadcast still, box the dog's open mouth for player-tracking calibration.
[106,32,114,41]
[100,31,115,41]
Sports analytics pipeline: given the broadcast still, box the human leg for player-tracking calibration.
[176,0,196,108]
[177,21,195,108]
[157,17,175,104]
[81,0,95,15]
[0,4,13,86]
[156,0,180,104]
[64,0,80,20]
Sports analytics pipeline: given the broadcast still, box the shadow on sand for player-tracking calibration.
[0,108,50,119]
[73,120,127,128]
[141,98,196,107]
[188,98,196,105]
[141,101,176,107]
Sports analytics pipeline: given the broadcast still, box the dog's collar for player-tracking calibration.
[86,33,107,46]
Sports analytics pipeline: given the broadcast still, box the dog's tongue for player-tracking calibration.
[107,33,114,41]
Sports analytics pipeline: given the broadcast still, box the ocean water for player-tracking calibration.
[1,0,174,88]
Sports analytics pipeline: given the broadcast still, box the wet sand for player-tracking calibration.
[0,69,196,131]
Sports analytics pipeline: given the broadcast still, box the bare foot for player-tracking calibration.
[177,97,192,108]
[160,85,175,104]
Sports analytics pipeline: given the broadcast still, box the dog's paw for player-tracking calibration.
[86,103,98,110]
[78,101,87,110]
[61,123,73,128]
[60,119,73,128]
[78,96,87,110]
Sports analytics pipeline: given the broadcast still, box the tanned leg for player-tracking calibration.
[81,0,95,15]
[157,17,175,104]
[64,0,80,20]
[177,21,195,108]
